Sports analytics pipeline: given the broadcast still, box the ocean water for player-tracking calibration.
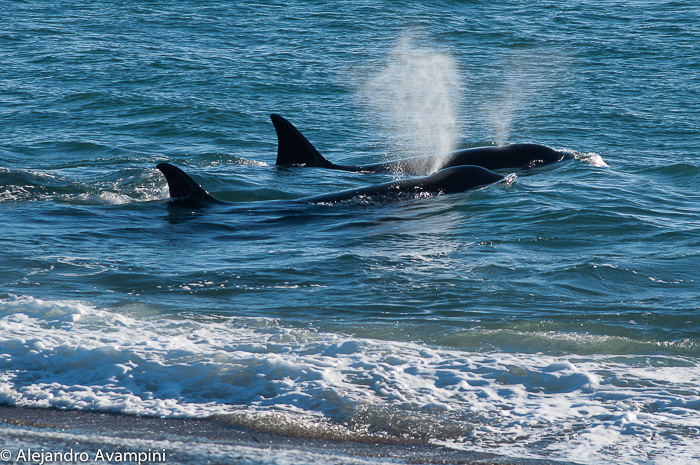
[1,1,700,464]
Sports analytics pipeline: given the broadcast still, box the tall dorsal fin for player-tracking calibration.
[270,114,333,168]
[156,163,223,207]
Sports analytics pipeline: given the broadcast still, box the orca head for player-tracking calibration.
[507,143,572,168]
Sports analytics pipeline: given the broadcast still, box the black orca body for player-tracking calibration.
[270,114,571,175]
[156,163,504,208]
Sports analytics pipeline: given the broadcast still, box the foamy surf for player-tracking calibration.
[1,295,698,464]
[0,167,169,205]
[572,150,609,168]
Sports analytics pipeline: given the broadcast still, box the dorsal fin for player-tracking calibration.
[156,163,223,207]
[270,114,333,168]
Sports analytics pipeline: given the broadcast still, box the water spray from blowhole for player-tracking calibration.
[363,34,461,175]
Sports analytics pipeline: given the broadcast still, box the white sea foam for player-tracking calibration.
[573,150,609,168]
[74,191,134,205]
[1,295,699,464]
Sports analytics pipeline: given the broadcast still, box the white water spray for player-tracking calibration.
[488,73,529,147]
[363,35,461,174]
[485,54,564,145]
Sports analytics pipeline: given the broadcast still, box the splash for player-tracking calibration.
[363,34,461,174]
[575,150,610,168]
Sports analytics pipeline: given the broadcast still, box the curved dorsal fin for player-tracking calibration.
[156,163,223,207]
[270,114,333,168]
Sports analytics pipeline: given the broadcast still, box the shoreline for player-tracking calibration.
[0,405,576,465]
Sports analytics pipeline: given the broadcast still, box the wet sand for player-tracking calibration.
[0,405,577,465]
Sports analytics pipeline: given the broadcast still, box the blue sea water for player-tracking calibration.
[1,1,700,463]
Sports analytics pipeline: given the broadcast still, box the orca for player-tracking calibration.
[156,163,505,208]
[270,114,571,175]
